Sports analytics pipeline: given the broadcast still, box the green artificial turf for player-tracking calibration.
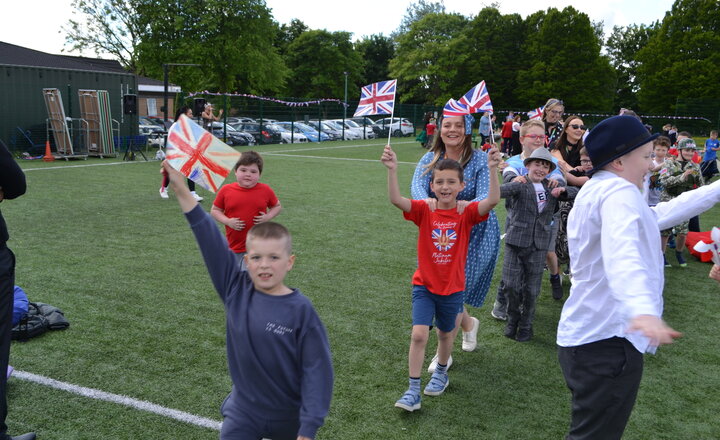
[3,138,719,439]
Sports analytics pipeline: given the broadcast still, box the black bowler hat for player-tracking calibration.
[585,115,659,175]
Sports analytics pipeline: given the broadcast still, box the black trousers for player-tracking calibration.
[558,337,644,440]
[0,246,15,436]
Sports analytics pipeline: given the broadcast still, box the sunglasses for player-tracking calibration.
[522,134,547,141]
[569,124,587,130]
[580,159,592,165]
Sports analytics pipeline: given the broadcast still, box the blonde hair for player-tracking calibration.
[520,119,545,137]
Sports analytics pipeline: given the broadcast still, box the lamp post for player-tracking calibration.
[343,71,348,140]
[163,63,201,124]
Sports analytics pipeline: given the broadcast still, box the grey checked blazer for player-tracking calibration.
[500,180,578,250]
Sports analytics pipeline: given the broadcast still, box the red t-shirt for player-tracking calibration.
[426,123,436,136]
[403,200,488,295]
[213,182,279,253]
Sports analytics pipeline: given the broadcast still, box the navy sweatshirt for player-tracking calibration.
[0,141,26,246]
[185,205,333,439]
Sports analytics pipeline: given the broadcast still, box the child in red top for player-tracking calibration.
[425,118,437,149]
[211,151,282,269]
[381,144,500,412]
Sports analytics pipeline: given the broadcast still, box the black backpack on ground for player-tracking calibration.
[11,302,69,342]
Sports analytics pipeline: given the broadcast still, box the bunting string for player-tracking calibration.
[187,91,349,108]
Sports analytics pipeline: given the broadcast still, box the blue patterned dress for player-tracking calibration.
[411,149,501,307]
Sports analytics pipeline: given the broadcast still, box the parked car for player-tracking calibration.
[323,120,361,140]
[225,116,256,125]
[373,117,414,137]
[139,124,165,147]
[330,119,374,139]
[349,116,376,128]
[269,124,308,143]
[277,122,330,142]
[210,122,254,146]
[305,120,342,141]
[231,123,282,144]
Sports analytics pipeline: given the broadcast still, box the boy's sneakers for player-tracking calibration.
[159,187,169,199]
[191,191,204,202]
[676,251,687,267]
[491,300,507,321]
[461,317,480,352]
[427,352,452,373]
[395,390,421,412]
[664,255,672,268]
[423,371,449,396]
[550,274,563,300]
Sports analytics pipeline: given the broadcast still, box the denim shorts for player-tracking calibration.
[411,285,464,332]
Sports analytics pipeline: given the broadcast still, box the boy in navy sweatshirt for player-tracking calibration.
[162,161,333,440]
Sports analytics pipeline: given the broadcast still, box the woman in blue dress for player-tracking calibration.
[411,114,500,368]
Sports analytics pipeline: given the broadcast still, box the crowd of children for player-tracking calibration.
[152,105,720,439]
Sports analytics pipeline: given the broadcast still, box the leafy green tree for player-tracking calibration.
[274,18,309,57]
[393,0,446,37]
[636,0,720,114]
[389,12,469,104]
[63,0,145,71]
[284,30,364,99]
[606,24,658,112]
[515,7,615,111]
[355,34,395,85]
[451,6,526,108]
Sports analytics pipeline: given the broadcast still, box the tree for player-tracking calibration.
[606,24,658,112]
[274,18,309,57]
[135,0,288,94]
[355,34,395,85]
[393,0,446,37]
[284,30,364,99]
[636,0,720,114]
[63,0,145,71]
[515,7,615,112]
[451,6,526,109]
[389,12,469,104]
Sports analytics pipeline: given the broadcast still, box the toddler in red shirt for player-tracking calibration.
[381,144,500,412]
[211,151,282,269]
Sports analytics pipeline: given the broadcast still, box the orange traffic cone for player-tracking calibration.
[42,140,55,162]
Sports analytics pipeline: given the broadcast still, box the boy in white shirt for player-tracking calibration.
[557,115,720,440]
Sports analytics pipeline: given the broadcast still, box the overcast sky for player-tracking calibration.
[1,0,675,56]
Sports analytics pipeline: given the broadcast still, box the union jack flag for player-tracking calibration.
[353,79,397,116]
[443,98,470,117]
[166,115,240,193]
[459,81,493,113]
[432,228,457,252]
[527,106,545,120]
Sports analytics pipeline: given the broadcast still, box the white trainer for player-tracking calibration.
[159,187,169,199]
[427,352,453,373]
[462,317,480,352]
[191,191,203,202]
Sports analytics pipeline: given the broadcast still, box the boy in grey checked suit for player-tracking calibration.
[499,148,577,342]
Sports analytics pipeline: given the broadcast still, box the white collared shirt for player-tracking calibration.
[557,172,720,353]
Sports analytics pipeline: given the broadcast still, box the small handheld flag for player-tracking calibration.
[527,106,545,120]
[165,115,241,193]
[459,81,493,113]
[353,79,397,117]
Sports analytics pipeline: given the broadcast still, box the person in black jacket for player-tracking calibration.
[0,140,35,440]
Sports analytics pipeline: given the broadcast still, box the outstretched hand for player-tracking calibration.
[628,315,682,348]
[710,264,720,282]
[380,145,397,170]
[550,187,566,198]
[487,147,501,168]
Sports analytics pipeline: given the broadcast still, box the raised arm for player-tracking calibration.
[162,162,197,213]
[476,148,501,216]
[381,145,412,212]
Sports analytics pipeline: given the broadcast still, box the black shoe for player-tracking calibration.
[11,433,36,440]
[504,321,518,339]
[551,275,563,300]
[516,328,533,342]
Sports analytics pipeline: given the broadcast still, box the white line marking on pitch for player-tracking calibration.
[22,161,144,171]
[13,370,222,431]
[268,140,414,153]
[263,152,417,165]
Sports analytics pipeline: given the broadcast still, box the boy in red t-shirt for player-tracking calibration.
[211,151,282,269]
[381,144,500,412]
